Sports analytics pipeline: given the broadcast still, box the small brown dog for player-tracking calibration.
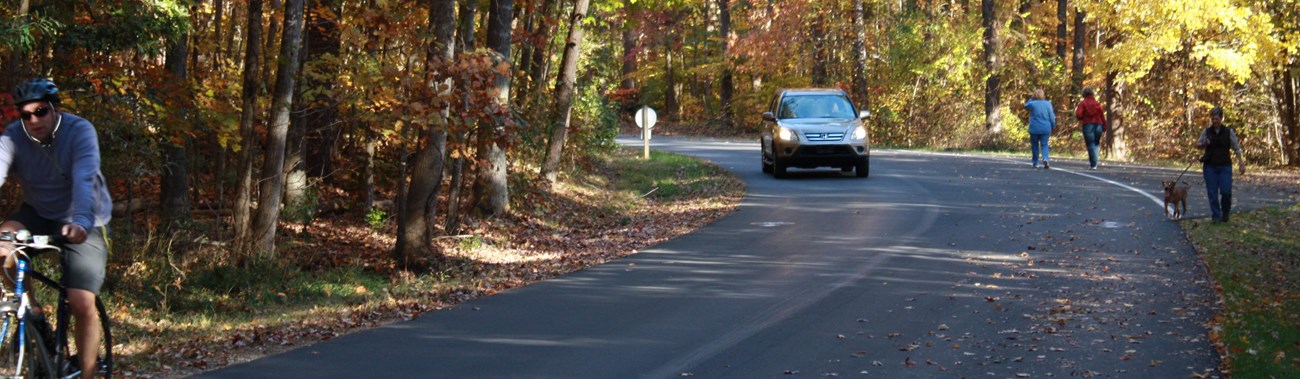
[1162,180,1190,219]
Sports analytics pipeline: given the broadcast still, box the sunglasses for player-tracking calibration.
[20,107,50,121]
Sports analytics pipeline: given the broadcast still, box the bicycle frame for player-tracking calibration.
[10,253,33,375]
[0,232,113,379]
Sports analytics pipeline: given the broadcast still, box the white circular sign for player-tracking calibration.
[635,106,657,129]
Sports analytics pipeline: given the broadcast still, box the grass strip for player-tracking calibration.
[1184,204,1300,377]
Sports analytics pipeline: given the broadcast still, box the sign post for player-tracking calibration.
[634,106,657,160]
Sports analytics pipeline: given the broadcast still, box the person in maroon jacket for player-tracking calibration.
[1074,87,1107,170]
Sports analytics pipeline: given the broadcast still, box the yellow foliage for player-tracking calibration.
[1081,0,1279,84]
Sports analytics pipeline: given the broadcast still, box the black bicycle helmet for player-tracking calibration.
[12,78,59,106]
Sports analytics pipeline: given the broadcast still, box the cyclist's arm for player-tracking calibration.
[0,133,14,189]
[66,119,104,241]
[0,134,14,256]
[0,221,22,259]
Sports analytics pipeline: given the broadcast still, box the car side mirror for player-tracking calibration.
[762,112,776,122]
[858,110,871,119]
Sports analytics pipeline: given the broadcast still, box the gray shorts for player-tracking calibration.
[7,204,108,294]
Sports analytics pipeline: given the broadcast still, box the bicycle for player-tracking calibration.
[0,230,113,378]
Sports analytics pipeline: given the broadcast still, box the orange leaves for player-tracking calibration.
[0,94,15,124]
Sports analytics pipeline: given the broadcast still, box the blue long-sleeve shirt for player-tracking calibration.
[0,112,112,231]
[1025,99,1056,135]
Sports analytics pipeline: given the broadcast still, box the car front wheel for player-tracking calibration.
[761,141,774,174]
[855,157,870,178]
[773,154,789,179]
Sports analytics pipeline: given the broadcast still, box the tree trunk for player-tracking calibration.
[262,0,282,91]
[982,0,1003,137]
[283,112,308,216]
[286,0,341,215]
[852,0,869,107]
[526,0,559,102]
[395,0,456,269]
[620,0,637,91]
[160,143,191,225]
[161,32,192,231]
[664,49,678,120]
[475,0,513,216]
[5,0,30,86]
[540,0,591,185]
[250,0,305,259]
[1281,66,1299,166]
[213,0,225,61]
[362,137,375,212]
[1056,0,1067,60]
[445,0,478,234]
[188,2,203,79]
[396,123,448,267]
[227,2,241,57]
[717,0,733,128]
[1104,70,1128,160]
[233,0,265,257]
[1071,10,1086,94]
[811,13,828,87]
[515,0,539,102]
[299,0,342,184]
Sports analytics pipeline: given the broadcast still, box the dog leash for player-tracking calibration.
[1173,160,1195,184]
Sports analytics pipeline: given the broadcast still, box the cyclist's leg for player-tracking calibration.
[62,226,107,378]
[68,289,98,378]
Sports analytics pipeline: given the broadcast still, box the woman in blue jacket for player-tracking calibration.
[1025,88,1056,169]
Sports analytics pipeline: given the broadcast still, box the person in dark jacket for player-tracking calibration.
[1195,106,1247,223]
[1074,87,1107,170]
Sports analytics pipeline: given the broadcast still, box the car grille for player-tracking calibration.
[803,132,844,142]
[795,145,855,156]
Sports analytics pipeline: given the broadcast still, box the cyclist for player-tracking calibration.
[0,78,112,379]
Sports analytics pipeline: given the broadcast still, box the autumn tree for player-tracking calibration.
[394,0,456,268]
[1072,8,1086,94]
[160,16,192,231]
[475,0,514,216]
[620,0,638,92]
[717,0,734,128]
[233,0,265,259]
[1261,0,1300,165]
[250,0,305,258]
[540,0,592,185]
[852,0,869,107]
[444,0,480,234]
[1079,0,1278,161]
[285,0,343,218]
[982,0,1004,138]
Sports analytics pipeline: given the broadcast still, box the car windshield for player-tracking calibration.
[778,95,856,119]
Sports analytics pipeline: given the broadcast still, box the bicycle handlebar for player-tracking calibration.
[0,230,67,253]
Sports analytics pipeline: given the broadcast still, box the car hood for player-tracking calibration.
[777,118,861,132]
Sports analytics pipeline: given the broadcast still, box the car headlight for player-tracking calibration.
[851,125,867,140]
[778,127,799,141]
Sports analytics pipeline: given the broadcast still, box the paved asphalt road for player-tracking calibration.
[198,137,1295,378]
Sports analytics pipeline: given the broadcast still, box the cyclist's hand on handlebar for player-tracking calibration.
[62,224,87,244]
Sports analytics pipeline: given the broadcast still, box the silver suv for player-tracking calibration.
[760,89,870,178]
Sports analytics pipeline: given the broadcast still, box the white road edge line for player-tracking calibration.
[898,150,1167,208]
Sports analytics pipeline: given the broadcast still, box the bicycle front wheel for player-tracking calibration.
[0,312,55,379]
